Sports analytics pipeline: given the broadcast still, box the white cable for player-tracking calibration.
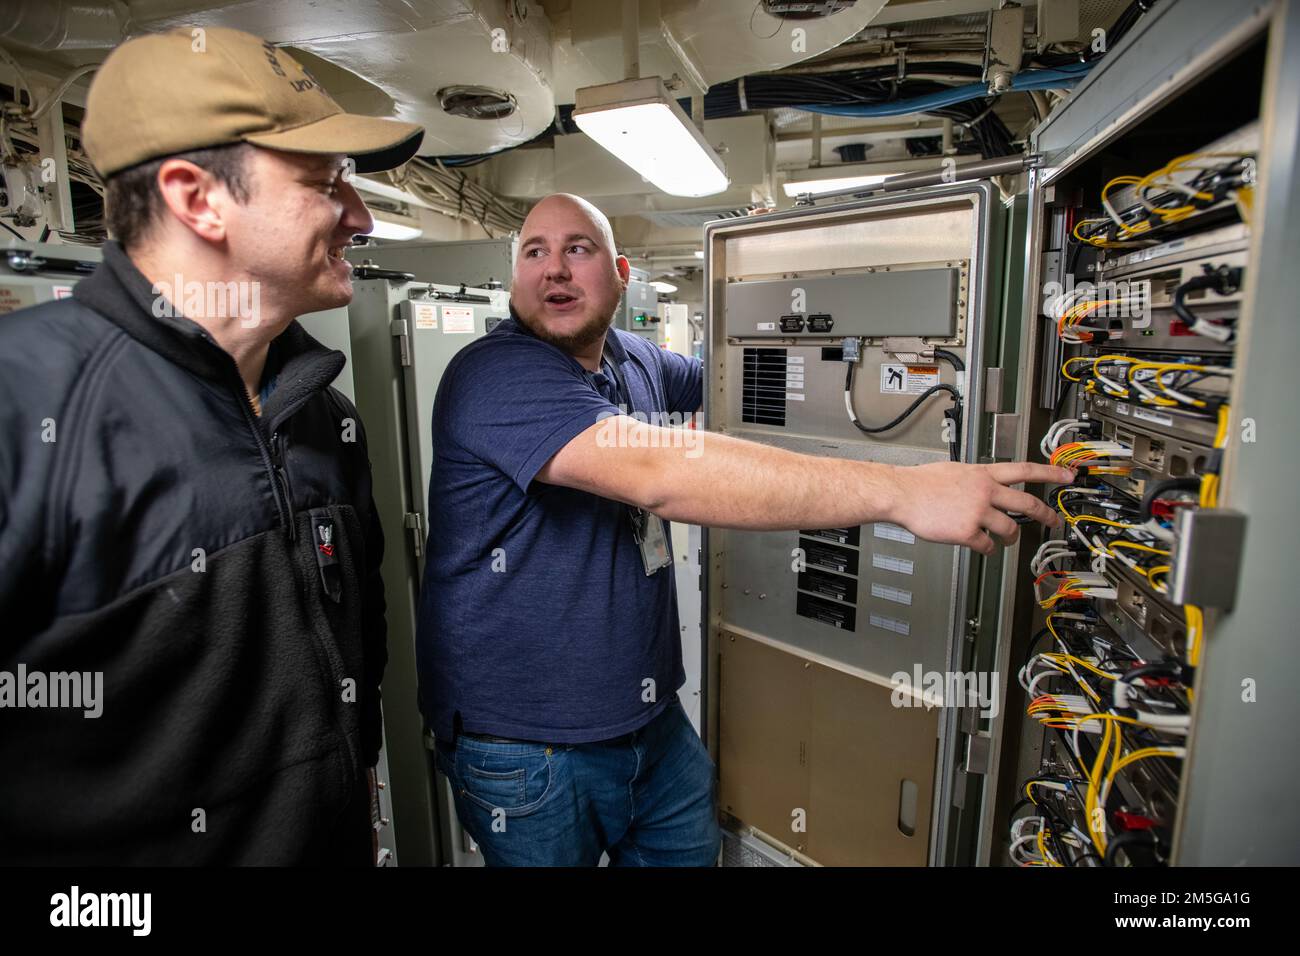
[27,64,99,122]
[1040,418,1089,457]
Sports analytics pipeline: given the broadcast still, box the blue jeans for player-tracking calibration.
[434,697,720,866]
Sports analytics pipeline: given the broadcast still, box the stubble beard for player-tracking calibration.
[517,304,615,355]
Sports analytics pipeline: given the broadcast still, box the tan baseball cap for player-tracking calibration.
[82,26,424,177]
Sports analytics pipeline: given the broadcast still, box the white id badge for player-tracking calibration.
[630,508,672,575]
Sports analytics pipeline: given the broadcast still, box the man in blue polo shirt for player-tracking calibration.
[416,193,1070,867]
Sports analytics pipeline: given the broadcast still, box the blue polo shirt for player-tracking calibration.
[416,314,703,743]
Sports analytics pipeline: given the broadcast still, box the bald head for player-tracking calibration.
[517,194,618,271]
[511,193,630,366]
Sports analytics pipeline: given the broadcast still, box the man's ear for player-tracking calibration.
[615,254,631,286]
[155,159,229,244]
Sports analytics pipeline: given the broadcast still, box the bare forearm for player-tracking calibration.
[540,417,1072,554]
[643,429,899,530]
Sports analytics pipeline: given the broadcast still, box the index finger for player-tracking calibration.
[986,462,1074,487]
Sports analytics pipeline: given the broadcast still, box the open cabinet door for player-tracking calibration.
[702,180,1016,866]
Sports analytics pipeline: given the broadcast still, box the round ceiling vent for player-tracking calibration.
[438,86,519,120]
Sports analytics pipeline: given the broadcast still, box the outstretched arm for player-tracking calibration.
[537,417,1071,556]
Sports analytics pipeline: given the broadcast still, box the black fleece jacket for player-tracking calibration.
[0,242,387,865]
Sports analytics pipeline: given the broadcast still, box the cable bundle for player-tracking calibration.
[1072,152,1254,247]
[383,159,529,237]
[1047,286,1149,343]
[1060,354,1230,415]
[1048,440,1132,468]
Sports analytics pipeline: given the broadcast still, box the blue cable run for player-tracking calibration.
[798,62,1094,119]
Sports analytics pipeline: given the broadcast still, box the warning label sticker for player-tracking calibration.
[441,306,476,333]
[411,301,438,330]
[880,363,940,395]
[0,285,36,315]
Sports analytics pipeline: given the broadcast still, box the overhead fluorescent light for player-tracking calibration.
[352,175,438,212]
[573,76,729,198]
[782,174,892,197]
[367,208,424,241]
[651,280,678,294]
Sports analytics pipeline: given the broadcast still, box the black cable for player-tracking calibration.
[931,348,965,372]
[930,349,965,462]
[844,363,962,460]
[1139,477,1200,521]
[1021,626,1055,675]
[1053,378,1077,419]
[1104,829,1160,867]
[1065,233,1085,281]
[1172,265,1241,343]
[0,219,25,240]
[1119,660,1186,686]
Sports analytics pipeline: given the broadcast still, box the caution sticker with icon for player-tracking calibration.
[880,363,940,395]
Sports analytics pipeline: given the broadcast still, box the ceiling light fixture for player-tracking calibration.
[573,76,729,198]
[781,174,892,197]
[352,175,437,211]
[366,207,424,241]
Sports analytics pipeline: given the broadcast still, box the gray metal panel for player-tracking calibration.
[0,242,100,313]
[398,288,510,578]
[296,307,356,403]
[721,522,955,680]
[347,236,515,289]
[395,285,507,870]
[621,275,657,337]
[1174,0,1300,866]
[1032,0,1274,173]
[344,279,442,867]
[723,269,958,339]
[702,182,1000,866]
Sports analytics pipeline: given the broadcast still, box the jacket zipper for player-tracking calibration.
[230,374,290,537]
[269,429,297,542]
[208,335,357,784]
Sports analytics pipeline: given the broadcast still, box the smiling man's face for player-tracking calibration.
[511,194,629,356]
[224,148,373,322]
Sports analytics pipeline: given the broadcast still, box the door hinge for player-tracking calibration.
[962,731,993,776]
[404,511,424,558]
[391,318,412,367]
[991,412,1020,460]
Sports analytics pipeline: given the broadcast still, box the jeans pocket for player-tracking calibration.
[455,741,556,817]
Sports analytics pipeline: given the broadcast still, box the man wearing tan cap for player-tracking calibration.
[0,27,422,865]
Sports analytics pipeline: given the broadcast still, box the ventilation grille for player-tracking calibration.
[742,348,788,426]
[438,85,517,120]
